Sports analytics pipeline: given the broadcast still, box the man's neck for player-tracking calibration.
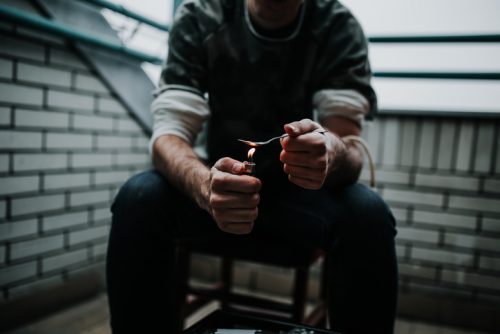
[247,0,304,30]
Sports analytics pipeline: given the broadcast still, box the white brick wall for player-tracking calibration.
[0,23,150,303]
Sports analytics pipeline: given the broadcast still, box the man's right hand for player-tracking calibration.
[207,157,261,234]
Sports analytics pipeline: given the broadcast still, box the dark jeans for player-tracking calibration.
[106,170,398,333]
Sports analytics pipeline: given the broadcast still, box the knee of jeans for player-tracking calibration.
[112,170,171,216]
[343,184,396,240]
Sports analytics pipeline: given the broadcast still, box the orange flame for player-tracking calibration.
[247,148,256,160]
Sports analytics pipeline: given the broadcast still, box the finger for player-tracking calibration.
[284,119,320,137]
[211,173,261,193]
[281,132,327,153]
[210,192,260,209]
[280,150,327,169]
[288,175,323,190]
[213,208,259,223]
[283,164,325,181]
[213,157,245,174]
[220,222,254,235]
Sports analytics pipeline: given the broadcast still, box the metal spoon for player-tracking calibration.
[238,130,328,147]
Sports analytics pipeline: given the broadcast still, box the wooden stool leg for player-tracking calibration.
[173,245,191,333]
[292,266,308,323]
[220,256,233,310]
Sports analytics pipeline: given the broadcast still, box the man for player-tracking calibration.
[106,0,398,333]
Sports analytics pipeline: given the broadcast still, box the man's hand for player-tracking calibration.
[208,157,261,234]
[280,118,346,190]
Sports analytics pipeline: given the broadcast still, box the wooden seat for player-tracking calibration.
[173,238,328,332]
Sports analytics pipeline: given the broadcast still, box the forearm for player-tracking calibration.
[152,135,211,211]
[325,134,363,188]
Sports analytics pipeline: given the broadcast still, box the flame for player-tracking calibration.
[247,148,256,160]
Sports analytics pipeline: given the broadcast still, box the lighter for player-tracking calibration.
[243,148,256,174]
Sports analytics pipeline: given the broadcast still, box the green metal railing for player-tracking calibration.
[1,2,499,83]
[0,4,164,64]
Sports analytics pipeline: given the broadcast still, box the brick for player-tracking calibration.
[413,210,476,230]
[411,248,473,266]
[0,154,9,172]
[17,62,72,87]
[0,261,37,286]
[10,234,64,260]
[448,195,500,214]
[395,244,406,259]
[96,135,134,149]
[74,73,109,93]
[42,248,88,272]
[0,82,43,106]
[398,263,437,280]
[13,153,68,172]
[436,120,457,170]
[415,173,480,192]
[480,256,500,271]
[455,122,474,172]
[93,243,107,258]
[441,270,500,291]
[0,130,42,149]
[46,132,93,149]
[474,121,495,173]
[71,153,113,168]
[496,134,500,174]
[397,227,439,244]
[73,114,113,131]
[17,27,65,45]
[44,172,90,190]
[0,106,10,125]
[389,207,407,223]
[360,168,410,185]
[381,118,399,166]
[0,200,5,219]
[383,189,443,207]
[15,109,69,128]
[0,35,44,61]
[47,90,94,111]
[482,217,500,233]
[117,118,142,133]
[0,175,39,196]
[70,189,110,207]
[0,219,37,241]
[444,233,500,253]
[93,207,111,222]
[484,179,500,194]
[43,211,88,232]
[116,153,149,165]
[98,97,126,114]
[49,48,88,70]
[0,58,13,78]
[0,246,5,265]
[94,170,129,186]
[8,275,63,300]
[11,193,65,216]
[69,225,109,245]
[134,136,149,150]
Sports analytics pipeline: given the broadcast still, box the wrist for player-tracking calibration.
[327,132,348,174]
[193,169,212,213]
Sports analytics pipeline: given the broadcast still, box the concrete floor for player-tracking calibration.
[6,293,489,334]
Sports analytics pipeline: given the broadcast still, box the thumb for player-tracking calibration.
[213,157,245,174]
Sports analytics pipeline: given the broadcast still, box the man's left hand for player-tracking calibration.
[280,118,345,190]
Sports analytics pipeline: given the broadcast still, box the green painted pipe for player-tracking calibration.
[0,4,164,64]
[374,72,500,80]
[81,0,170,32]
[369,34,500,43]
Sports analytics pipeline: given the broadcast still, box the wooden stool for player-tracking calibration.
[172,238,328,332]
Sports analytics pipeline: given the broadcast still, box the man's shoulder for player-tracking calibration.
[310,0,361,37]
[174,0,233,36]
